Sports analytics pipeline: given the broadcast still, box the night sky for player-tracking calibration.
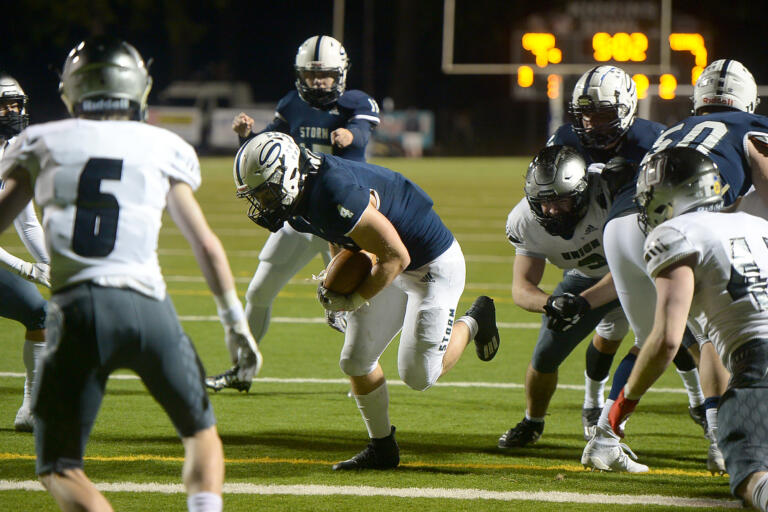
[2,0,762,155]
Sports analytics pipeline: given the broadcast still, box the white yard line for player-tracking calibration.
[0,371,687,394]
[0,480,740,508]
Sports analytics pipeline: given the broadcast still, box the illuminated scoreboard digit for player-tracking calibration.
[516,31,708,100]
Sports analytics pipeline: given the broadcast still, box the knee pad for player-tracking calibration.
[339,355,376,378]
[595,307,629,341]
[245,263,284,306]
[399,366,434,392]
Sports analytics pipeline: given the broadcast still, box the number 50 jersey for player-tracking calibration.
[0,119,201,299]
[642,111,768,205]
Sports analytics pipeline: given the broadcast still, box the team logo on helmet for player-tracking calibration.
[635,147,724,234]
[233,132,306,232]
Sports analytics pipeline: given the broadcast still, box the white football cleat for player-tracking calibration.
[581,427,649,473]
[707,432,726,476]
[14,403,34,432]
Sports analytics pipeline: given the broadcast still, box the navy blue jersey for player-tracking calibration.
[258,89,380,162]
[642,111,768,205]
[549,118,666,220]
[289,155,454,270]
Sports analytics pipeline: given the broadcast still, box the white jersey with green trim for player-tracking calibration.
[0,118,201,299]
[644,211,768,370]
[505,173,612,278]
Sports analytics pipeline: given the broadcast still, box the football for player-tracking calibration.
[323,249,376,295]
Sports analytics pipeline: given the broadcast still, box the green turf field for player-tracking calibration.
[0,156,739,510]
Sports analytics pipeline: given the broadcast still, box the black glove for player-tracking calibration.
[543,293,590,332]
[601,156,637,199]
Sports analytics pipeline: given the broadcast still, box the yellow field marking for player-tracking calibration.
[0,452,721,478]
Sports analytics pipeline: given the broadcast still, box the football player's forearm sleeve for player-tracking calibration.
[14,202,49,264]
[344,119,375,151]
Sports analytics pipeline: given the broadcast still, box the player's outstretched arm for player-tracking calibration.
[166,180,260,378]
[13,201,49,264]
[624,260,694,398]
[511,254,548,312]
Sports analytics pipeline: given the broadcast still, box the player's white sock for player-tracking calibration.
[353,382,391,439]
[187,492,222,512]
[751,472,768,512]
[456,316,478,339]
[596,399,614,433]
[583,371,608,409]
[22,340,45,403]
[524,410,545,423]
[244,302,270,344]
[676,368,705,407]
[706,407,718,437]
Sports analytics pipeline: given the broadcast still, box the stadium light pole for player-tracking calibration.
[333,0,345,43]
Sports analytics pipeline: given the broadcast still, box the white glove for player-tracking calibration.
[225,322,262,381]
[215,290,262,379]
[317,283,367,312]
[18,261,51,288]
[325,309,347,333]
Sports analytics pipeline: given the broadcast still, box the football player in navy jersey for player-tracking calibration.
[233,131,501,470]
[580,59,768,473]
[206,35,381,392]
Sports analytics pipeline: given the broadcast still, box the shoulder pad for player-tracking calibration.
[276,90,299,111]
[338,90,376,110]
[643,224,698,278]
[505,204,527,246]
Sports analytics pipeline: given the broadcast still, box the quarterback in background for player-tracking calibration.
[207,34,380,392]
[0,74,51,432]
[0,38,260,512]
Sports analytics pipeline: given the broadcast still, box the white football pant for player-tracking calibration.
[339,240,465,391]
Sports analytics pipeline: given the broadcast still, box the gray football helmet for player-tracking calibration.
[59,37,152,120]
[0,74,29,139]
[635,147,724,234]
[524,145,590,237]
[294,35,349,108]
[233,132,313,232]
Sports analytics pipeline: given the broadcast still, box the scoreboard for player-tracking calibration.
[518,31,707,99]
[442,0,709,100]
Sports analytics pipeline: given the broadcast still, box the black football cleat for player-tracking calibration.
[205,366,252,393]
[333,426,400,470]
[465,296,501,361]
[498,418,544,448]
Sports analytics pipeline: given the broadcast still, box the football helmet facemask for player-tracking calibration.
[692,59,759,115]
[569,66,638,149]
[295,35,349,108]
[59,37,152,120]
[234,132,309,232]
[635,147,724,234]
[525,145,590,238]
[0,74,29,139]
